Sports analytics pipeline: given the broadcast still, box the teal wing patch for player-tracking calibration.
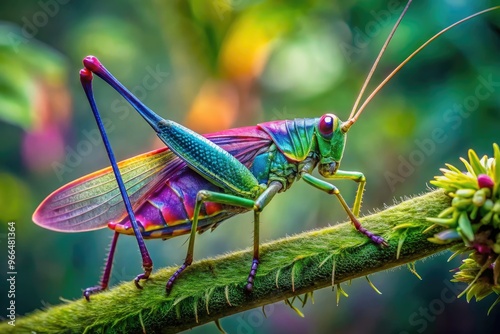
[258,118,317,161]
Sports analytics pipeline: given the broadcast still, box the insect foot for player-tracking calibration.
[134,271,150,289]
[245,259,259,293]
[83,286,105,301]
[166,263,189,293]
[358,226,388,247]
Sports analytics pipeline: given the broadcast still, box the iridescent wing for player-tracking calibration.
[33,126,272,232]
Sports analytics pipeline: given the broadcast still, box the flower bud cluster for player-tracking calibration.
[428,144,500,310]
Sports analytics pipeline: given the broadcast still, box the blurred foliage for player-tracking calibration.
[0,23,69,130]
[0,21,71,173]
[0,0,499,333]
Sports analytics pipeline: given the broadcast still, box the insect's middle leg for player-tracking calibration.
[166,181,282,292]
[301,171,387,246]
[246,181,282,292]
[166,190,254,292]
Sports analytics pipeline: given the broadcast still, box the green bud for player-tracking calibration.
[493,213,500,228]
[472,189,486,207]
[426,217,457,227]
[458,211,474,242]
[493,201,500,213]
[483,199,494,211]
[452,197,472,209]
[456,188,477,198]
[437,206,455,218]
[469,205,479,220]
[480,211,493,225]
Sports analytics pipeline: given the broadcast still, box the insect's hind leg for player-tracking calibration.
[80,65,153,295]
[83,232,119,300]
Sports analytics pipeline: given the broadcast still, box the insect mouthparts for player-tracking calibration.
[319,161,338,177]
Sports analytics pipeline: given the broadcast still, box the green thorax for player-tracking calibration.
[258,116,347,165]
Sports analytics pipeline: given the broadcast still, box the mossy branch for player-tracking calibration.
[2,190,459,333]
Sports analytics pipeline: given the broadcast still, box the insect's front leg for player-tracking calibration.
[329,170,366,217]
[301,171,386,246]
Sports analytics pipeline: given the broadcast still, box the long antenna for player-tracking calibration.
[348,0,413,122]
[344,6,500,131]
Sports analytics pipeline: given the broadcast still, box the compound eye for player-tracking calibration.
[318,114,336,138]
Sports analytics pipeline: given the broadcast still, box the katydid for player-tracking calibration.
[32,1,499,300]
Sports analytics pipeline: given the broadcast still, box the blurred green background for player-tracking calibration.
[0,0,499,333]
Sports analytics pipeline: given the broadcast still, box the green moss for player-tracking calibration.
[1,190,455,333]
